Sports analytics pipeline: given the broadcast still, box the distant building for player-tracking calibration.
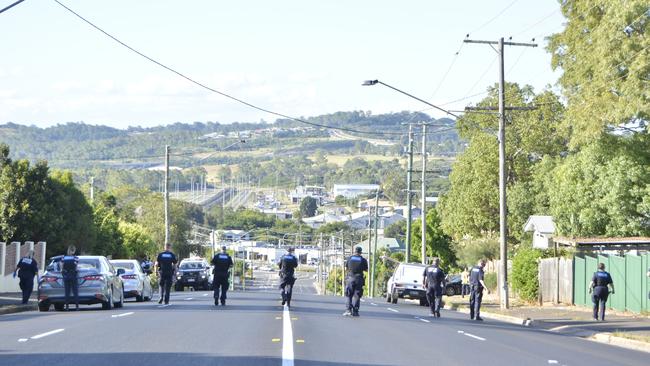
[333,184,380,199]
[260,209,293,220]
[523,215,556,249]
[220,230,250,242]
[394,206,422,220]
[357,198,393,212]
[289,185,327,204]
[354,237,405,254]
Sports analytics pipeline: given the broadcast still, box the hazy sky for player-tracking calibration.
[0,0,565,128]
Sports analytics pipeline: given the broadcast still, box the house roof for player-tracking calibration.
[354,237,404,253]
[523,215,555,234]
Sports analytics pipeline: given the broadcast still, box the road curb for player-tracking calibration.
[590,333,650,353]
[0,304,37,315]
[444,303,533,326]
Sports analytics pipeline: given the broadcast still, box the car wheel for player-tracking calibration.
[38,302,50,312]
[114,291,124,308]
[54,303,65,311]
[446,286,456,297]
[419,297,428,307]
[386,292,392,303]
[102,289,113,310]
[175,284,183,292]
[391,289,398,304]
[136,294,144,302]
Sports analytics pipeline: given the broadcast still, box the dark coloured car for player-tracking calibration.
[444,274,463,296]
[175,259,211,291]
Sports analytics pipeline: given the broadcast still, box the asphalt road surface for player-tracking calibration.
[1,271,647,366]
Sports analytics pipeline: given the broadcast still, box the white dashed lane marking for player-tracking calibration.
[111,312,134,318]
[386,308,399,313]
[414,317,430,323]
[457,330,486,341]
[30,328,65,340]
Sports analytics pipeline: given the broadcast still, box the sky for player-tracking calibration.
[0,0,566,129]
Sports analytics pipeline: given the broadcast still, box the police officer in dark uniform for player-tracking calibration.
[469,259,490,321]
[589,262,615,321]
[156,243,178,305]
[14,250,39,304]
[62,245,79,311]
[423,257,445,318]
[343,246,368,317]
[211,246,233,306]
[278,247,298,308]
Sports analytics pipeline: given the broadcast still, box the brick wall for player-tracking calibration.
[5,242,18,273]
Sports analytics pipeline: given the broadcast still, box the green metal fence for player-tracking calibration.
[574,253,650,313]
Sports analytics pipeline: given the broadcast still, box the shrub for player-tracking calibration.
[484,272,497,291]
[511,247,543,301]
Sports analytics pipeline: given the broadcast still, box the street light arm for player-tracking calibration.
[363,79,460,119]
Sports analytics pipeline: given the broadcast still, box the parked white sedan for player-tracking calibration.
[110,259,154,302]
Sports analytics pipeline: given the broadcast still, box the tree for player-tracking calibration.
[119,221,157,259]
[384,221,406,240]
[299,197,318,218]
[383,170,407,205]
[548,0,650,147]
[438,85,567,240]
[411,209,455,267]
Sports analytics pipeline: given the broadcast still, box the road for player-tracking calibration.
[1,271,647,366]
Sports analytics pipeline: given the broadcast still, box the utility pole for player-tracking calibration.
[464,37,537,310]
[89,176,94,203]
[420,124,427,265]
[371,189,380,298]
[405,125,414,263]
[164,145,170,247]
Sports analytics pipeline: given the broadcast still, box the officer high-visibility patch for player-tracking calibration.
[428,268,438,272]
[284,255,295,260]
[218,254,229,259]
[161,253,172,258]
[472,268,480,272]
[349,256,362,262]
[596,272,608,278]
[22,258,33,264]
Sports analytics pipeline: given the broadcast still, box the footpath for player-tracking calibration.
[0,292,38,315]
[445,293,650,353]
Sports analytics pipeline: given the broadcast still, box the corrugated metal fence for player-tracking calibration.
[538,257,573,304]
[574,253,650,313]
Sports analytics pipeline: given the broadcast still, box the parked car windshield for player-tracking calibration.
[180,262,205,269]
[401,265,425,280]
[111,261,136,271]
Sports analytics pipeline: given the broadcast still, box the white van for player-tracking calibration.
[386,263,428,306]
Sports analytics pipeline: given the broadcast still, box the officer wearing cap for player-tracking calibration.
[14,250,39,304]
[156,243,178,305]
[62,245,79,311]
[423,257,445,318]
[343,246,368,317]
[469,259,490,321]
[211,246,233,306]
[278,247,298,307]
[589,262,615,321]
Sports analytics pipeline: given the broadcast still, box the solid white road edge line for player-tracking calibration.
[31,328,65,340]
[386,308,399,313]
[111,312,134,318]
[282,304,294,366]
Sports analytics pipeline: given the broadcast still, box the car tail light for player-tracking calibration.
[122,274,137,280]
[83,275,104,281]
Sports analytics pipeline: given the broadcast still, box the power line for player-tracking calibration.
[468,0,520,36]
[52,0,415,137]
[0,0,26,15]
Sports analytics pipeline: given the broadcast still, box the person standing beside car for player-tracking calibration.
[156,243,178,305]
[423,257,445,318]
[62,245,79,311]
[343,246,368,317]
[14,250,39,304]
[469,259,490,321]
[211,246,233,306]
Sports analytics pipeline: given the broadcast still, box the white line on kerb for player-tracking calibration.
[184,297,193,301]
[282,305,294,366]
[202,293,209,297]
[386,308,399,313]
[111,312,134,318]
[31,329,65,340]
